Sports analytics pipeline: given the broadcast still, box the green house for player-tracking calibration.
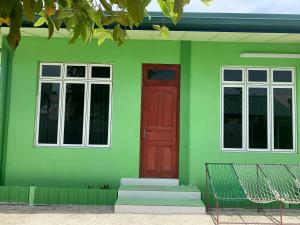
[0,12,300,212]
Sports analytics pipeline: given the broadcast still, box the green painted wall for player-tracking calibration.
[189,42,300,193]
[4,37,182,188]
[3,36,300,195]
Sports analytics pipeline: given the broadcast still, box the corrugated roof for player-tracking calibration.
[20,12,300,34]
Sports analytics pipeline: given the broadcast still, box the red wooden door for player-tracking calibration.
[140,64,180,178]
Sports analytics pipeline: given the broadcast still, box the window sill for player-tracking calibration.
[34,144,112,149]
[221,149,296,153]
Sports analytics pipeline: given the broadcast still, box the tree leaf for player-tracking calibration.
[113,23,126,46]
[22,0,36,21]
[157,0,177,23]
[97,30,112,46]
[34,16,46,27]
[174,0,190,22]
[0,17,11,25]
[117,12,130,26]
[101,16,118,26]
[201,0,213,6]
[127,0,144,25]
[153,24,170,38]
[35,0,43,13]
[100,0,113,13]
[6,0,23,50]
[69,25,81,43]
[45,15,55,39]
[160,25,170,38]
[143,0,152,7]
[56,9,74,20]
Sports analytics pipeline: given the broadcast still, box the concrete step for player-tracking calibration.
[115,197,206,214]
[121,178,179,186]
[118,185,201,200]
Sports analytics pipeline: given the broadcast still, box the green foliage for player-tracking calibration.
[0,0,213,50]
[153,24,169,37]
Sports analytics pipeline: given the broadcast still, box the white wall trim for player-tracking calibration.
[240,53,300,59]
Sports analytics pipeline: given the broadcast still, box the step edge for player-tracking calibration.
[121,178,179,186]
[114,205,206,214]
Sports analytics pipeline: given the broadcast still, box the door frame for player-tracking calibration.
[139,63,181,178]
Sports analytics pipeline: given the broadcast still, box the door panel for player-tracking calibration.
[140,64,180,178]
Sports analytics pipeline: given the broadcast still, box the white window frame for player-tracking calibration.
[86,81,113,148]
[35,80,62,147]
[64,63,87,80]
[60,81,87,147]
[271,68,295,85]
[271,86,296,152]
[221,84,246,152]
[35,62,113,148]
[40,63,63,78]
[246,85,270,151]
[222,67,245,84]
[246,68,269,84]
[221,66,296,153]
[89,64,113,80]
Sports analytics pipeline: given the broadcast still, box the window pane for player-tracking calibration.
[91,66,111,78]
[273,88,293,149]
[249,88,268,149]
[223,87,243,148]
[66,65,86,78]
[63,83,85,144]
[273,70,292,83]
[41,65,61,77]
[38,83,60,144]
[148,70,175,80]
[248,70,267,82]
[89,84,110,145]
[223,69,243,82]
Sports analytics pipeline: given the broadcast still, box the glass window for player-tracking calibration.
[223,87,243,149]
[248,88,268,149]
[273,70,293,83]
[41,64,61,77]
[148,70,175,80]
[223,69,243,82]
[89,84,110,145]
[91,66,111,79]
[36,63,113,147]
[273,88,293,150]
[221,66,295,152]
[248,69,268,82]
[66,65,86,78]
[38,83,60,144]
[63,83,85,145]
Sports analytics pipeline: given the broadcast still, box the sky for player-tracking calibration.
[147,0,300,14]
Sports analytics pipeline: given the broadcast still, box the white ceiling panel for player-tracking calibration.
[181,31,219,41]
[239,33,288,42]
[211,32,252,42]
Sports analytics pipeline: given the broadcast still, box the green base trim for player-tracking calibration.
[35,187,117,205]
[0,186,29,204]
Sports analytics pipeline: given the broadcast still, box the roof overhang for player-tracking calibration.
[2,13,300,43]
